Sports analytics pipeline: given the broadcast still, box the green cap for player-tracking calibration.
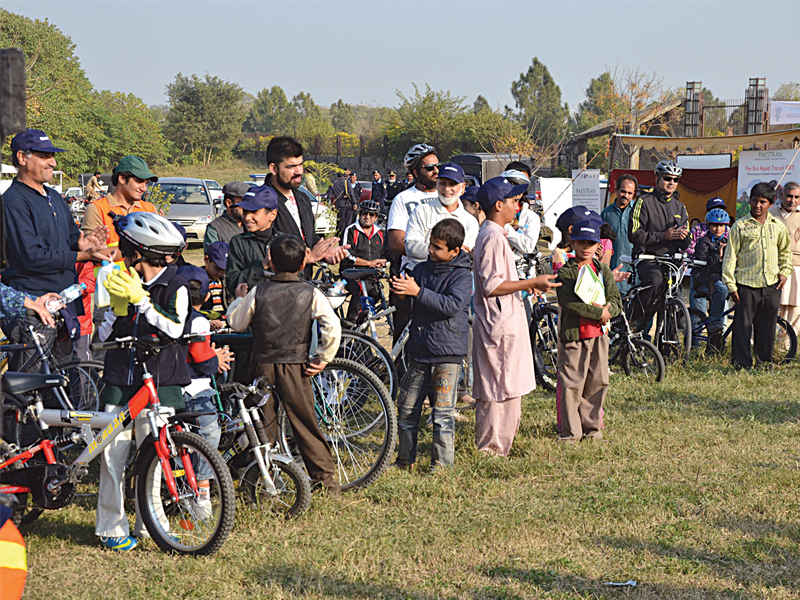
[113,155,158,182]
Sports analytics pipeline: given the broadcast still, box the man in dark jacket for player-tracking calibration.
[203,181,248,252]
[389,219,472,470]
[370,170,387,209]
[385,171,404,205]
[628,160,690,322]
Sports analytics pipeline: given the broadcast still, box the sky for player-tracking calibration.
[6,0,800,116]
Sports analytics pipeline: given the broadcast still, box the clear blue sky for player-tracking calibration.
[6,0,799,115]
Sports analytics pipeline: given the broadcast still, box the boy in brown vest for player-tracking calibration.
[226,234,342,493]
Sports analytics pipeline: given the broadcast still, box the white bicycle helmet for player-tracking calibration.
[500,169,531,186]
[359,199,380,213]
[112,211,186,258]
[654,160,682,179]
[403,143,436,172]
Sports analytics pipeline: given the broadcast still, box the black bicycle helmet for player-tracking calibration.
[111,211,186,258]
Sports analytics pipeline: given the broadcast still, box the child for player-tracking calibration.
[722,182,792,369]
[201,241,229,330]
[472,177,560,456]
[597,223,616,265]
[341,200,386,321]
[227,234,342,493]
[95,212,190,551]
[460,186,484,226]
[176,265,233,515]
[555,218,622,443]
[389,219,472,470]
[692,208,730,353]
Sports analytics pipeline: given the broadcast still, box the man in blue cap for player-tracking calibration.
[3,129,113,370]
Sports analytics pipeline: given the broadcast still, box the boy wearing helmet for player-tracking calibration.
[340,200,387,320]
[94,212,191,551]
[692,208,731,352]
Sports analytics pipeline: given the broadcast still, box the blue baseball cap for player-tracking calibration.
[438,163,465,184]
[10,129,65,154]
[206,241,229,270]
[555,206,600,232]
[570,219,602,243]
[238,185,279,211]
[177,265,210,296]
[706,196,726,211]
[476,176,529,211]
[461,185,479,205]
[172,222,187,241]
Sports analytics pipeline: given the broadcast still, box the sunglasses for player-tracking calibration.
[419,162,443,172]
[361,211,378,217]
[661,176,680,183]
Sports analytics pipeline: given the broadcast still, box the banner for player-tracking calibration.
[571,169,602,213]
[770,101,800,126]
[737,149,800,218]
[540,177,573,249]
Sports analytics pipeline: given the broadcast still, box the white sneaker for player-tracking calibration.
[188,486,212,520]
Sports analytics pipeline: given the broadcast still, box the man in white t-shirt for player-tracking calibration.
[405,162,479,270]
[386,143,440,343]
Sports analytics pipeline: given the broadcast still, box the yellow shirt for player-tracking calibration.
[721,212,792,292]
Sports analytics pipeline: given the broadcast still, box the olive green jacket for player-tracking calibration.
[555,257,622,342]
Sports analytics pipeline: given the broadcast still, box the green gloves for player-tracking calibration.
[104,267,149,307]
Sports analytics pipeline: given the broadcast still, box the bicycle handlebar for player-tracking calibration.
[90,333,204,353]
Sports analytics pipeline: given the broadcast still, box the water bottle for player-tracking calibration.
[330,279,347,295]
[94,261,115,308]
[46,282,87,313]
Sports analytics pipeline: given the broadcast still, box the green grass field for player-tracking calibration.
[19,357,800,600]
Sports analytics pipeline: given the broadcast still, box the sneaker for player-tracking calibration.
[99,535,138,551]
[391,461,415,471]
[188,486,212,520]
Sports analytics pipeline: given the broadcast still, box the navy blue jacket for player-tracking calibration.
[370,180,387,207]
[408,251,472,363]
[692,231,726,289]
[2,179,80,300]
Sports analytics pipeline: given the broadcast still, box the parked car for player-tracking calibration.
[204,179,224,204]
[149,177,218,243]
[357,181,372,202]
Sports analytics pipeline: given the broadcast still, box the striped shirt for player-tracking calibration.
[721,212,792,292]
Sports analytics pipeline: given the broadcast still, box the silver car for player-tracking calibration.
[150,177,220,243]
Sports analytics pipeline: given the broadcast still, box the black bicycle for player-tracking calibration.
[609,309,666,382]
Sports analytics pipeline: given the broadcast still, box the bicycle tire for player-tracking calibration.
[279,358,396,491]
[338,330,398,399]
[241,456,311,519]
[689,306,711,346]
[529,304,558,392]
[136,430,236,556]
[720,313,797,364]
[621,338,666,383]
[659,298,691,363]
[53,360,105,412]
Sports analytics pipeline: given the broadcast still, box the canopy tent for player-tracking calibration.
[613,128,800,153]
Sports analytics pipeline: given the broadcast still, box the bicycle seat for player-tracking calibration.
[3,371,67,395]
[341,268,379,281]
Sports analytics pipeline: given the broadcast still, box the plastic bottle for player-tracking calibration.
[46,282,87,313]
[330,279,347,295]
[94,261,115,308]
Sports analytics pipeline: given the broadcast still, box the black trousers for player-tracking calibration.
[632,261,666,325]
[389,291,412,347]
[3,313,73,372]
[345,278,382,321]
[731,284,782,369]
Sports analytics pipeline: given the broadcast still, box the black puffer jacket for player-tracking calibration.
[407,251,472,363]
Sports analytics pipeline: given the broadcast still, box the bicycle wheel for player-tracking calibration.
[529,304,558,392]
[721,314,798,364]
[279,358,396,491]
[338,330,398,399]
[136,430,235,556]
[621,338,666,383]
[53,360,105,411]
[659,298,691,363]
[241,456,311,519]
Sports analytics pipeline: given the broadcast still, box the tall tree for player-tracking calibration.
[164,73,246,165]
[243,85,295,134]
[473,95,491,114]
[509,57,569,147]
[330,99,357,133]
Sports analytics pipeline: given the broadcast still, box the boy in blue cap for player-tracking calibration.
[202,241,230,328]
[555,218,622,443]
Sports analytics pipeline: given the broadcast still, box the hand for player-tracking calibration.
[390,273,420,297]
[612,265,630,283]
[729,290,740,306]
[370,259,387,268]
[665,225,688,241]
[105,266,148,304]
[212,342,234,372]
[599,303,611,326]
[84,225,109,248]
[308,237,340,264]
[529,274,561,293]
[777,274,788,290]
[235,283,249,298]
[25,294,57,328]
[209,319,225,331]
[109,293,129,317]
[80,245,115,264]
[305,357,327,376]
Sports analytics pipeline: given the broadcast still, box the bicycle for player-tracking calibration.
[339,266,396,341]
[690,306,797,364]
[0,334,236,555]
[517,252,559,392]
[608,309,666,382]
[623,253,702,364]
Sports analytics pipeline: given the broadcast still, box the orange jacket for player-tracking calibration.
[88,196,157,247]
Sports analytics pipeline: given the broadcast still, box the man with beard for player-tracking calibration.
[263,136,348,279]
[203,181,249,252]
[386,143,440,344]
[385,170,404,205]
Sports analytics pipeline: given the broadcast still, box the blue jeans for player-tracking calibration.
[708,280,729,333]
[689,278,708,347]
[396,361,460,467]
[184,391,221,481]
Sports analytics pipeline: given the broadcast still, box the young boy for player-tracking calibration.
[226,234,342,493]
[95,212,190,551]
[555,218,622,443]
[472,177,560,456]
[692,208,731,353]
[722,182,792,369]
[389,219,472,470]
[341,199,386,321]
[201,241,229,330]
